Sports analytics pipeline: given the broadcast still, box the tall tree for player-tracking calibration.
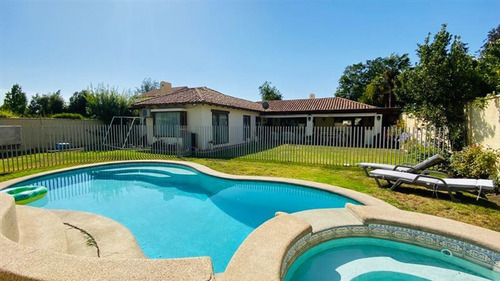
[27,91,65,116]
[478,24,500,92]
[135,78,160,95]
[398,24,484,150]
[87,84,132,123]
[68,90,89,116]
[27,94,49,116]
[259,81,283,101]
[3,84,27,115]
[359,54,410,107]
[335,54,410,104]
[48,90,65,114]
[482,24,500,49]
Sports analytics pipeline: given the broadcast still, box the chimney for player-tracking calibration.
[160,81,173,94]
[309,93,315,99]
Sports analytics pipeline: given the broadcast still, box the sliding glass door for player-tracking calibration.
[212,111,229,144]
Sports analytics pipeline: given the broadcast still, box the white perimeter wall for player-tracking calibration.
[0,118,104,151]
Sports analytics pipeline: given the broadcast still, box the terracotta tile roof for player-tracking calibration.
[132,87,263,112]
[264,97,376,112]
[132,87,378,112]
[138,86,188,98]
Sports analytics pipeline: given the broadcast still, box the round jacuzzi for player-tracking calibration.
[284,237,499,281]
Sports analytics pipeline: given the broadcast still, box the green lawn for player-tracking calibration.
[240,144,412,166]
[1,154,498,232]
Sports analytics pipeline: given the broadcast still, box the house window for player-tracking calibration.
[212,110,229,144]
[243,115,251,140]
[154,111,186,137]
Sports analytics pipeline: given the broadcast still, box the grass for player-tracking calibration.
[240,144,411,166]
[1,150,498,232]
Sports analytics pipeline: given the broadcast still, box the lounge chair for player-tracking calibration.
[357,154,445,176]
[368,169,494,202]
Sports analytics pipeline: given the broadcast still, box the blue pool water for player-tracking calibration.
[284,238,499,281]
[15,163,358,272]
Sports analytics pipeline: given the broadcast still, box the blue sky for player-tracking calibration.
[1,0,499,104]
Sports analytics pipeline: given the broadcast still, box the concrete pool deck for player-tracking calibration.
[0,160,499,280]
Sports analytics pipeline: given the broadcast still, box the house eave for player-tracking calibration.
[260,107,401,116]
[130,101,262,113]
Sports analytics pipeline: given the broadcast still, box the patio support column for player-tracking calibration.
[374,114,383,135]
[146,117,154,145]
[306,115,313,136]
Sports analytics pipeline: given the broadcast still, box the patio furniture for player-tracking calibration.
[357,154,445,176]
[368,169,494,202]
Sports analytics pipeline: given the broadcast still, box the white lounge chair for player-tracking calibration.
[358,154,445,176]
[368,169,494,202]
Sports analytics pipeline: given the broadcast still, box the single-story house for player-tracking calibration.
[131,81,401,150]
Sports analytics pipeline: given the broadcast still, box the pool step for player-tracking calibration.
[96,166,197,176]
[16,205,68,253]
[292,208,363,233]
[113,172,171,178]
[13,204,145,259]
[52,210,146,259]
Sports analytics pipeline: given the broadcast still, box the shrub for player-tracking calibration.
[0,109,19,118]
[51,113,84,119]
[450,145,500,184]
[401,136,439,163]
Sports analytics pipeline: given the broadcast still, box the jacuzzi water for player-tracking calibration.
[15,162,359,272]
[284,237,499,281]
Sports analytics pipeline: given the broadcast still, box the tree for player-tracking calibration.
[3,84,27,115]
[48,91,65,114]
[398,24,484,150]
[27,94,49,116]
[335,54,410,104]
[87,84,132,123]
[68,90,89,116]
[359,76,387,107]
[478,24,500,92]
[135,78,159,95]
[27,91,65,116]
[358,54,410,107]
[482,24,500,50]
[259,81,283,101]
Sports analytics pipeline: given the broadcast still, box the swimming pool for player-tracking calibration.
[13,162,359,272]
[284,237,499,281]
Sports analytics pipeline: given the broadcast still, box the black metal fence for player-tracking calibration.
[0,124,449,173]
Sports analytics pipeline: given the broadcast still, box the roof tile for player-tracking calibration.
[132,87,378,112]
[133,87,263,111]
[264,97,376,112]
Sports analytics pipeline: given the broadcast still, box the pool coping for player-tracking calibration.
[1,160,499,281]
[221,207,500,281]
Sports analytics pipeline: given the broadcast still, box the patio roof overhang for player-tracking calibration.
[259,107,402,116]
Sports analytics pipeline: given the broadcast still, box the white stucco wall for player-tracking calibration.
[466,95,500,149]
[186,105,259,149]
[145,104,259,150]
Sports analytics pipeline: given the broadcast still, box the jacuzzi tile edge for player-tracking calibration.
[280,224,500,279]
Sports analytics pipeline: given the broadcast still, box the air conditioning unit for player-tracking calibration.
[141,109,151,118]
